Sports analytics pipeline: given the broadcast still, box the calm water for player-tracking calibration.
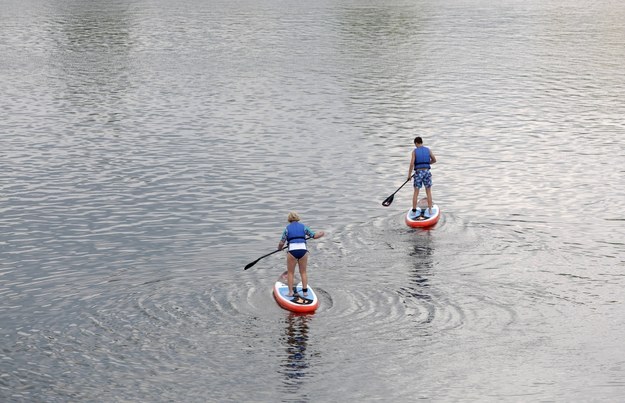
[2,0,625,401]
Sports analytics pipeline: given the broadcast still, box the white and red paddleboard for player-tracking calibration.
[273,271,319,313]
[405,198,440,228]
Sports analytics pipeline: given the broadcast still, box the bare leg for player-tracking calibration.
[286,253,297,296]
[412,187,420,210]
[298,253,309,296]
[425,187,433,214]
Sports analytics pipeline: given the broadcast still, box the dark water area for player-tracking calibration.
[1,0,625,401]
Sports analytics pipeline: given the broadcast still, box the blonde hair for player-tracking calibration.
[287,212,300,222]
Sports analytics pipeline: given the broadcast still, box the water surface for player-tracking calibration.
[1,0,625,401]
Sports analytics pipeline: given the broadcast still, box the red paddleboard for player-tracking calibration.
[405,201,440,228]
[273,271,319,313]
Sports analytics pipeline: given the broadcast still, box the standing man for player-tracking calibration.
[408,136,437,216]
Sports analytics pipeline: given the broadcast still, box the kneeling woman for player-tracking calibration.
[277,212,325,297]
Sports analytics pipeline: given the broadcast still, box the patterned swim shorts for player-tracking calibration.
[413,170,432,188]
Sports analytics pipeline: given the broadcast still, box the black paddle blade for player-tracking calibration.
[382,194,394,206]
[244,259,260,270]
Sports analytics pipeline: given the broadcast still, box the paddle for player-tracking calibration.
[243,247,285,270]
[382,175,413,207]
[244,236,312,270]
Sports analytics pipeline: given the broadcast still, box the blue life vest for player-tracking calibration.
[286,222,307,245]
[414,147,431,170]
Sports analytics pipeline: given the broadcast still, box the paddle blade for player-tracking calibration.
[244,259,260,270]
[382,194,394,207]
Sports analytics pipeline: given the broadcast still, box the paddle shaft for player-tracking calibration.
[391,176,411,196]
[244,236,312,270]
[244,247,285,270]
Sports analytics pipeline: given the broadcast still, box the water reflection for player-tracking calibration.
[279,313,312,395]
[405,233,434,302]
[395,232,436,336]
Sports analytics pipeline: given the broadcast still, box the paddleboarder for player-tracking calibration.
[408,136,437,216]
[277,212,324,297]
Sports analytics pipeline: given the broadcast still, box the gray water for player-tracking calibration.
[2,0,625,401]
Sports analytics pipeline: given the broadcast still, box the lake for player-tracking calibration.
[1,0,624,401]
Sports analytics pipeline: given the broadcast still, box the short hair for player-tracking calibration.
[287,212,300,222]
[414,136,423,145]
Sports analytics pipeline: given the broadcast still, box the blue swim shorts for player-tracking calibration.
[413,170,432,188]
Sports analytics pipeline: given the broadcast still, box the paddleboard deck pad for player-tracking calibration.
[405,203,440,228]
[273,271,319,313]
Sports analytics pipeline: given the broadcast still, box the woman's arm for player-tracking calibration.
[278,229,287,249]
